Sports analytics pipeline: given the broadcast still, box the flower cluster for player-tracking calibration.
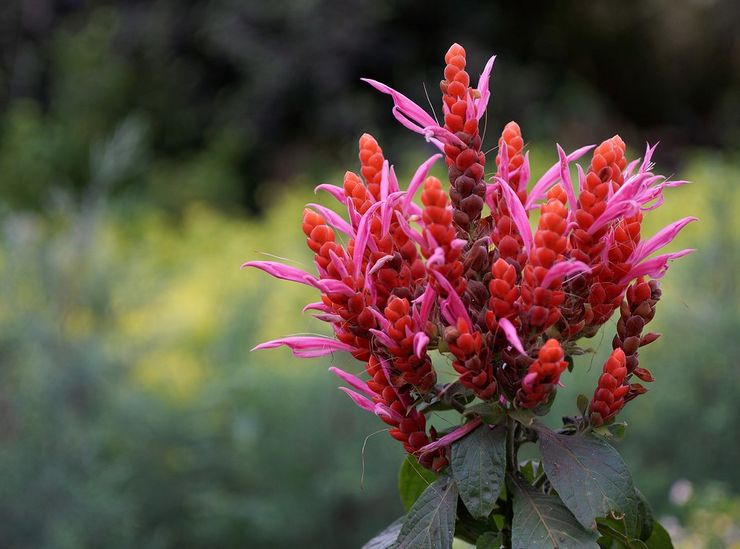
[245,44,695,471]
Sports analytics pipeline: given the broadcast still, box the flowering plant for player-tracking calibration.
[245,44,694,548]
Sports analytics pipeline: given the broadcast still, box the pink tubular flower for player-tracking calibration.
[245,44,694,471]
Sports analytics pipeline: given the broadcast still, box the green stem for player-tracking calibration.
[502,416,517,549]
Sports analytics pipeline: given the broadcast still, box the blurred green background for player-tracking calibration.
[0,1,739,547]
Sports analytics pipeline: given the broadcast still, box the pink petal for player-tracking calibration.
[241,261,316,286]
[252,336,355,357]
[362,78,437,130]
[495,176,533,253]
[302,302,330,313]
[314,183,346,203]
[499,317,526,355]
[556,144,578,213]
[311,278,355,297]
[526,144,595,210]
[497,135,510,181]
[631,217,698,263]
[352,201,384,278]
[430,270,471,326]
[475,55,497,119]
[306,203,353,236]
[329,366,373,396]
[541,260,591,289]
[418,418,483,455]
[402,154,443,214]
[619,249,695,285]
[338,387,376,414]
[413,333,430,358]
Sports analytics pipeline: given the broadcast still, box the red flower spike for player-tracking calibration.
[486,258,520,347]
[384,296,436,392]
[446,318,496,399]
[421,176,465,295]
[613,277,661,381]
[496,121,527,202]
[440,44,486,232]
[516,339,567,409]
[247,43,693,472]
[588,348,629,427]
[519,191,568,332]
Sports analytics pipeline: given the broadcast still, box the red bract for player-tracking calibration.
[589,348,629,427]
[245,43,695,469]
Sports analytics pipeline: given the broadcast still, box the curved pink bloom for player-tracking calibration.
[525,144,595,210]
[338,387,376,414]
[241,261,316,286]
[413,332,430,358]
[556,144,578,213]
[430,269,472,326]
[499,317,526,355]
[541,260,591,289]
[418,418,483,455]
[314,183,346,203]
[474,55,497,120]
[306,203,353,236]
[361,78,438,133]
[329,366,373,396]
[619,249,695,285]
[631,217,698,263]
[402,154,443,214]
[252,336,356,358]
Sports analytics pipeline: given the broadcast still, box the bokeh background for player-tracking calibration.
[0,1,739,547]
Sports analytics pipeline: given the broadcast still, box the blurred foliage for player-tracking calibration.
[0,134,404,547]
[0,0,739,212]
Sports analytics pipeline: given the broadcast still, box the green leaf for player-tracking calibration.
[577,394,589,415]
[537,427,638,531]
[363,518,404,549]
[511,474,599,548]
[644,521,673,549]
[395,476,458,549]
[475,532,502,549]
[509,408,535,426]
[566,355,575,372]
[465,402,506,425]
[399,455,438,512]
[519,459,544,484]
[451,425,506,519]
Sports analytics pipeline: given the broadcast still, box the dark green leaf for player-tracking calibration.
[451,425,506,519]
[566,355,575,372]
[644,521,673,549]
[537,427,638,531]
[454,497,500,543]
[395,476,458,549]
[511,474,599,548]
[577,394,589,416]
[635,489,655,540]
[362,518,403,549]
[475,532,502,549]
[399,455,438,512]
[597,516,649,548]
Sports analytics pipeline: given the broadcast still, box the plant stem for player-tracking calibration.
[502,416,517,549]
